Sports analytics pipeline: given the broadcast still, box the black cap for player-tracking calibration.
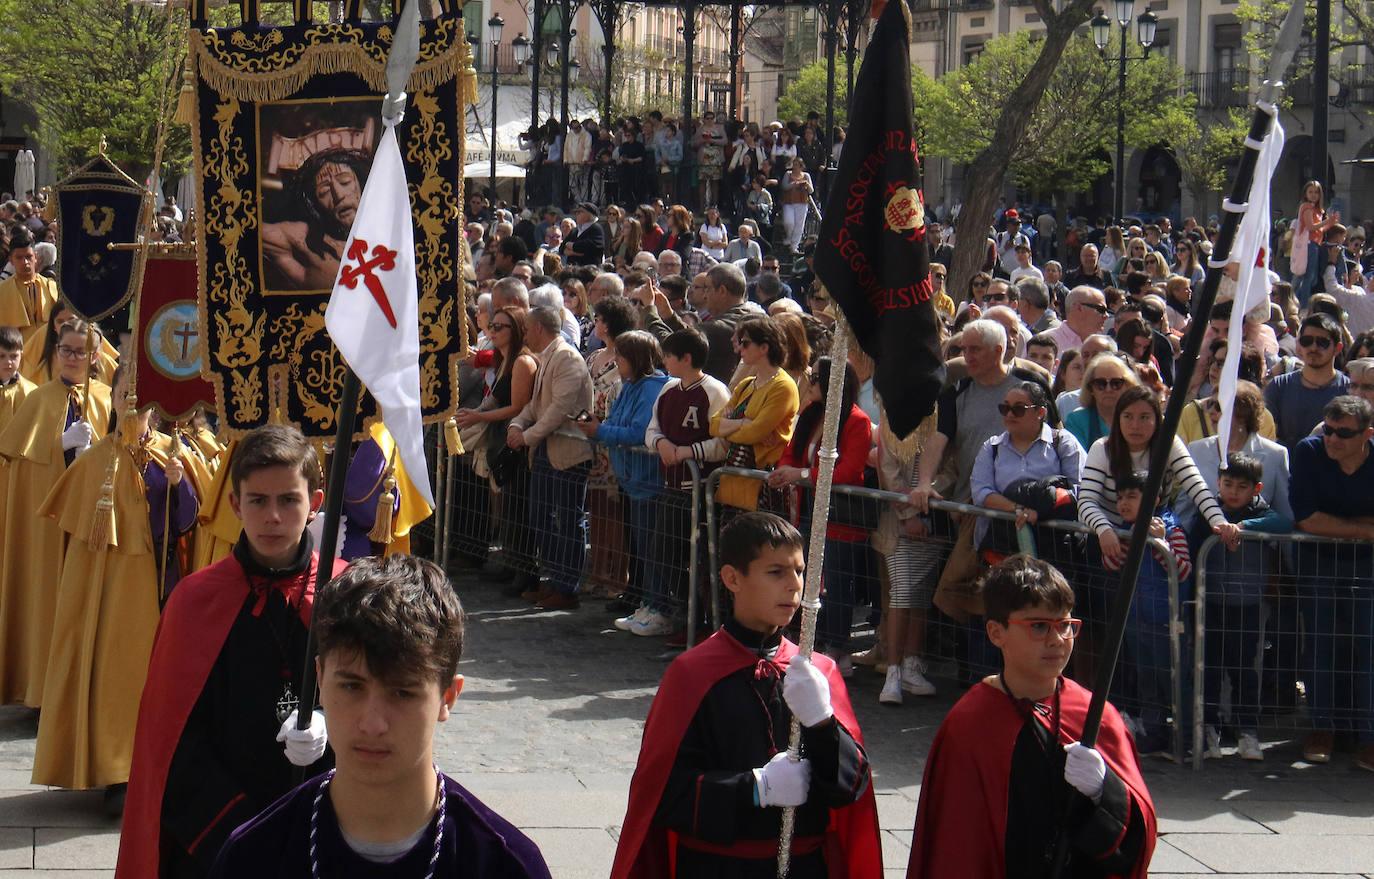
[574,201,598,216]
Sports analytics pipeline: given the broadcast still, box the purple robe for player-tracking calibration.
[144,456,199,596]
[341,438,401,561]
[209,772,552,878]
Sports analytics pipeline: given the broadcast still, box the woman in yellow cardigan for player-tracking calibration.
[710,316,799,510]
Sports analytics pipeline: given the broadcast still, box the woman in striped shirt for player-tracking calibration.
[1078,385,1240,565]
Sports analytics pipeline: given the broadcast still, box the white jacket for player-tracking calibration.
[564,128,592,164]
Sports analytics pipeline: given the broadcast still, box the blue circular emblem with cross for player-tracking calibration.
[146,302,203,380]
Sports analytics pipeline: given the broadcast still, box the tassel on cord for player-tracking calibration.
[368,448,398,545]
[444,417,463,456]
[88,454,119,550]
[174,62,197,127]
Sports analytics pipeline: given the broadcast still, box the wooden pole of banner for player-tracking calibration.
[1046,4,1302,876]
[777,304,850,879]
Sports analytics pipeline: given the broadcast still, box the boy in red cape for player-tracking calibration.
[611,511,881,879]
[117,425,345,879]
[908,556,1157,879]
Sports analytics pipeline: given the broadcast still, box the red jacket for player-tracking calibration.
[781,403,873,542]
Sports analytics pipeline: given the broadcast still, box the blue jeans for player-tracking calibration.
[1293,241,1321,307]
[1204,600,1263,732]
[814,538,873,654]
[643,491,694,616]
[528,446,590,596]
[1301,581,1374,742]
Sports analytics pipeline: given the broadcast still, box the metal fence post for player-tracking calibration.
[1192,535,1219,771]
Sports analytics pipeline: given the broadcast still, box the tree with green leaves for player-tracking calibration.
[1168,107,1248,218]
[914,33,1190,200]
[1238,0,1370,99]
[777,61,849,128]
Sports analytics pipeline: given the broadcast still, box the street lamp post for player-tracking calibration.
[486,14,506,196]
[1092,3,1156,224]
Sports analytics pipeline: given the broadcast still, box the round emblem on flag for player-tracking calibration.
[145,302,203,380]
[884,185,925,233]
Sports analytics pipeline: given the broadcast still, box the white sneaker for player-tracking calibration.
[879,666,903,705]
[628,610,675,637]
[614,606,648,632]
[1204,725,1224,760]
[900,656,937,696]
[828,651,854,678]
[1237,732,1264,761]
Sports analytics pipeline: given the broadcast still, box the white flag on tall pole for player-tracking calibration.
[325,119,435,507]
[1215,112,1285,463]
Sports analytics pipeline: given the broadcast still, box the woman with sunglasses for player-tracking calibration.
[971,381,1084,552]
[454,305,539,587]
[1064,353,1138,452]
[1172,240,1205,288]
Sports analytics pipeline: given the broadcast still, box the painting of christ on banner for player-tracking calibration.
[258,100,380,293]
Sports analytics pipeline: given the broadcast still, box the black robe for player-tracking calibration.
[654,619,870,879]
[161,535,334,878]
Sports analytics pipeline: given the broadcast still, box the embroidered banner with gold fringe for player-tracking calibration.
[54,153,149,322]
[189,8,474,439]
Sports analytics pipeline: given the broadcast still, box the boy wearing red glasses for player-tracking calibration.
[907,555,1156,878]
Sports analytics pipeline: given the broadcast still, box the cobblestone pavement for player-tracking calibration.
[0,569,1371,876]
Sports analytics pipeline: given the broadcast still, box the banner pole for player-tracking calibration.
[777,305,850,878]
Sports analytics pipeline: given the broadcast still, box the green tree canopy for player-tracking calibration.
[912,31,1194,197]
[777,60,849,128]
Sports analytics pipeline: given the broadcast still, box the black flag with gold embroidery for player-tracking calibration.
[813,0,943,438]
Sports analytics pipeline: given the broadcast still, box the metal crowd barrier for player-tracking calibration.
[705,466,1187,764]
[1192,530,1374,770]
[435,436,709,646]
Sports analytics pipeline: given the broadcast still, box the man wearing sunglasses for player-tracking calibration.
[1045,285,1109,355]
[1264,313,1350,451]
[1290,396,1374,770]
[908,555,1156,877]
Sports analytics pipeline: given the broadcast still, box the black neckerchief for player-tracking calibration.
[233,528,313,580]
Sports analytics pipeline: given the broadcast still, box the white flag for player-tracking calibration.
[325,120,435,507]
[1216,113,1285,465]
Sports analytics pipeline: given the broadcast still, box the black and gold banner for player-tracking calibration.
[190,11,474,438]
[54,155,148,322]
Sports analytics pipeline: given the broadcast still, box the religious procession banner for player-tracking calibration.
[53,153,149,322]
[135,252,217,423]
[186,0,473,438]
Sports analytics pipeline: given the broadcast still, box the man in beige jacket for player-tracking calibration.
[507,306,595,609]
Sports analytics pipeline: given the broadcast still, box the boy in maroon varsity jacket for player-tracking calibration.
[623,330,731,636]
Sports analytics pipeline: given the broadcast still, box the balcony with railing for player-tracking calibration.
[1184,68,1249,110]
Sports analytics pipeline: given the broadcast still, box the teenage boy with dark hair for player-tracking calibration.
[624,329,730,636]
[210,555,550,877]
[909,555,1156,878]
[0,325,34,540]
[118,424,342,879]
[612,511,880,878]
[1197,452,1291,762]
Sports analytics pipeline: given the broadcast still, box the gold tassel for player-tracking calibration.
[88,454,118,550]
[120,392,140,446]
[368,463,397,545]
[174,63,197,127]
[444,417,463,456]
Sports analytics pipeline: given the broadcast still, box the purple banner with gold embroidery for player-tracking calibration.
[189,7,473,438]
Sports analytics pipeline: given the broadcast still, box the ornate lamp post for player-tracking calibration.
[1092,3,1157,223]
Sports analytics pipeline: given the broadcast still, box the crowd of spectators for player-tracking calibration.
[453,181,1374,773]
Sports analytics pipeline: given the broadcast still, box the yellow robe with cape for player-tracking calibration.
[0,379,112,706]
[20,331,119,386]
[0,275,59,344]
[0,375,37,543]
[32,431,202,789]
[191,438,240,572]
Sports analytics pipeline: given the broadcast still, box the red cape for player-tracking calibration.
[907,678,1156,879]
[115,550,346,879]
[610,627,882,879]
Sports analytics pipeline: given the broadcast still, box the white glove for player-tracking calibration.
[277,709,328,767]
[60,421,93,452]
[1063,742,1106,801]
[753,751,812,808]
[783,656,833,728]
